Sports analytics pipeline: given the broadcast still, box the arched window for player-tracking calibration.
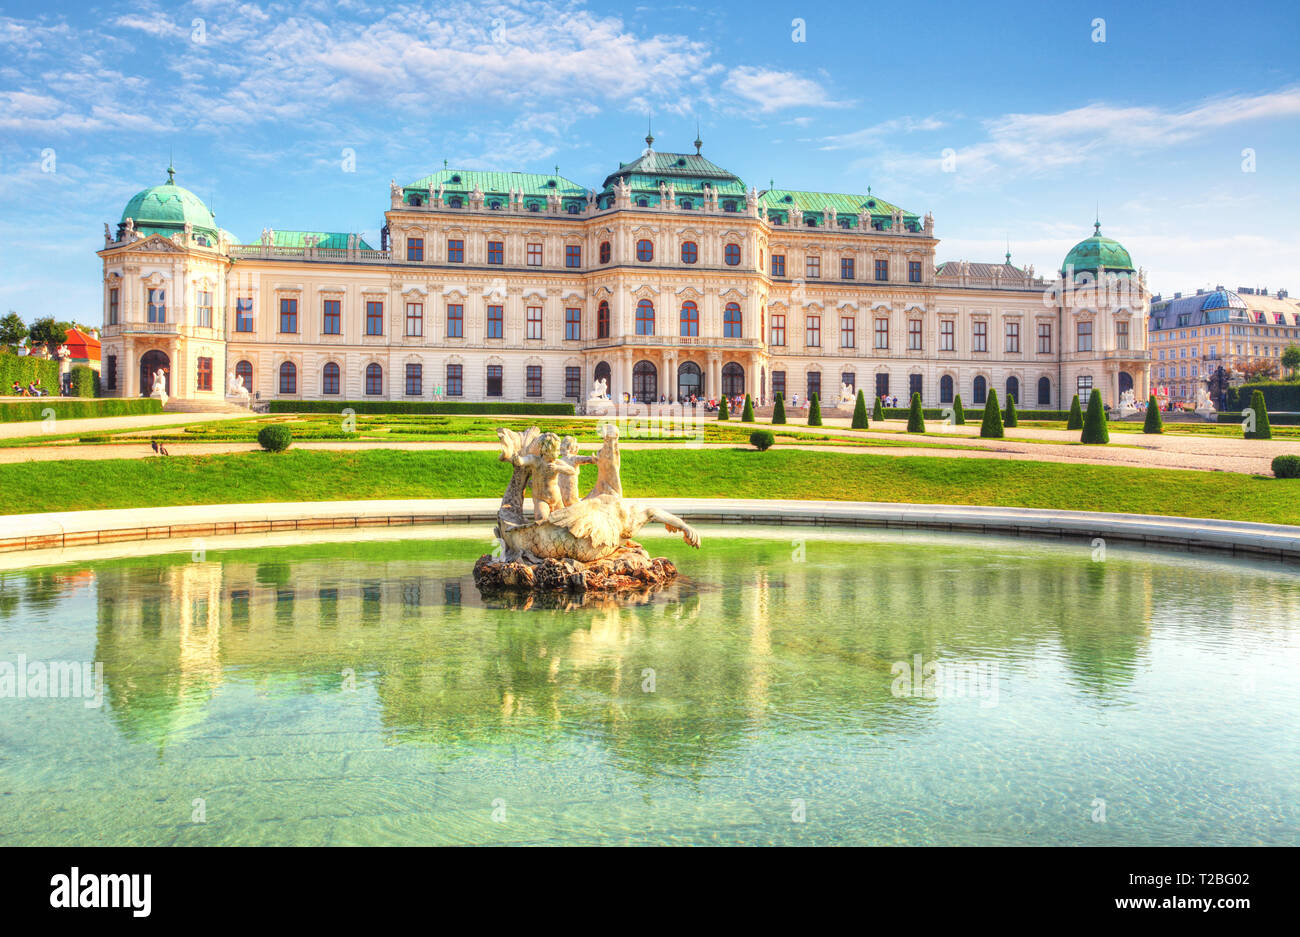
[724,243,741,266]
[939,374,954,404]
[680,301,699,337]
[366,363,383,396]
[721,362,745,397]
[632,360,657,403]
[599,241,611,264]
[597,301,610,339]
[636,299,655,335]
[279,361,296,395]
[447,196,463,208]
[636,239,654,262]
[677,361,702,399]
[681,241,698,264]
[1037,376,1052,406]
[723,302,742,338]
[973,375,987,404]
[1006,376,1020,404]
[322,362,340,395]
[679,198,693,210]
[235,360,253,390]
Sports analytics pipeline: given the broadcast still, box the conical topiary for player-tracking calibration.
[1004,393,1018,428]
[1143,394,1163,434]
[953,394,965,425]
[1245,388,1272,439]
[741,394,755,422]
[980,388,1004,438]
[872,395,885,422]
[906,392,925,433]
[852,389,869,429]
[772,391,787,425]
[1080,388,1109,444]
[717,396,729,420]
[1067,394,1084,430]
[807,392,822,426]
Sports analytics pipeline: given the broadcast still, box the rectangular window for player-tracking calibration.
[565,245,581,268]
[147,288,166,323]
[565,366,581,398]
[487,305,503,339]
[1005,321,1020,353]
[279,297,297,333]
[841,316,856,348]
[876,373,890,401]
[486,365,503,397]
[771,255,785,277]
[446,364,463,396]
[771,314,786,346]
[406,237,424,261]
[1037,322,1052,354]
[447,304,463,338]
[807,371,821,400]
[908,261,922,283]
[405,363,422,396]
[1117,321,1130,350]
[447,239,464,263]
[909,373,922,399]
[527,242,543,266]
[236,297,254,332]
[874,318,889,350]
[875,259,889,282]
[908,319,922,351]
[108,288,119,324]
[806,255,820,278]
[106,355,117,390]
[972,321,987,352]
[488,240,504,264]
[565,307,581,341]
[806,315,820,347]
[772,370,786,397]
[840,257,855,280]
[526,306,542,340]
[1077,321,1093,352]
[196,357,212,391]
[940,320,955,351]
[1077,374,1093,397]
[323,299,341,335]
[526,365,542,397]
[197,290,213,328]
[406,302,423,337]
[366,300,383,336]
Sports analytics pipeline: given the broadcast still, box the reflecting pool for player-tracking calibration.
[1,528,1298,846]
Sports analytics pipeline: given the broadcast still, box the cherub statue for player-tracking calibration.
[586,422,623,499]
[557,435,596,506]
[511,431,577,521]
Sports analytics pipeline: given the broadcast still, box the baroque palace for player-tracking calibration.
[97,134,1151,410]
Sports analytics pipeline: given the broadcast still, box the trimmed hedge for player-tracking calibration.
[807,393,822,426]
[1143,394,1163,434]
[741,394,755,422]
[872,396,885,422]
[717,396,729,420]
[851,390,869,429]
[0,398,163,422]
[1244,389,1272,440]
[1067,395,1084,430]
[749,429,775,451]
[268,400,576,416]
[1227,382,1300,412]
[906,392,926,433]
[877,406,1072,422]
[257,424,293,452]
[0,352,59,393]
[980,388,1004,439]
[772,392,787,425]
[1081,389,1109,444]
[953,395,965,425]
[1004,394,1018,428]
[1272,455,1300,478]
[68,365,98,398]
[1216,411,1300,426]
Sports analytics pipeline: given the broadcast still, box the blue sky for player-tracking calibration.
[1,0,1298,322]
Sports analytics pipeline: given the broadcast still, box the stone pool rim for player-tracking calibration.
[3,498,1299,562]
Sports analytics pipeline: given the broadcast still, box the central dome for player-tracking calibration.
[120,167,218,239]
[1062,222,1133,275]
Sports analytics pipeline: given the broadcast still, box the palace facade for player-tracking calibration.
[97,138,1151,410]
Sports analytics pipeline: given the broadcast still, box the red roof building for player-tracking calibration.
[63,327,101,365]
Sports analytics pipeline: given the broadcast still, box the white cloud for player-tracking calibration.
[723,66,848,113]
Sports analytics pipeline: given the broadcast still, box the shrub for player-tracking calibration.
[772,392,787,425]
[257,424,293,452]
[1226,382,1300,412]
[1245,389,1272,439]
[68,365,98,398]
[717,396,729,420]
[872,395,885,422]
[807,393,822,426]
[741,394,755,422]
[1081,389,1109,444]
[0,350,59,394]
[1143,395,1163,434]
[1067,394,1084,430]
[0,397,162,422]
[1004,394,1018,428]
[1272,455,1300,478]
[267,400,575,416]
[749,429,775,451]
[852,389,869,429]
[953,395,965,425]
[907,392,926,433]
[980,389,1004,438]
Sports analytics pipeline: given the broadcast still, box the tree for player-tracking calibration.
[1067,394,1084,430]
[1004,393,1018,428]
[906,392,926,433]
[1143,394,1163,434]
[772,391,787,425]
[952,394,965,425]
[851,389,869,429]
[27,317,70,348]
[741,394,755,422]
[872,395,885,422]
[0,312,26,347]
[1080,388,1109,444]
[1245,388,1272,440]
[1238,359,1278,383]
[807,392,822,426]
[1282,344,1300,380]
[717,396,729,420]
[980,388,1004,438]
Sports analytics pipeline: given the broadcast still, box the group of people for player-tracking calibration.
[9,379,50,397]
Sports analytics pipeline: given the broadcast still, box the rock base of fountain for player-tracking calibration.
[473,544,678,594]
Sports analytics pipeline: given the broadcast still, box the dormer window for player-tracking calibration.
[636,197,649,207]
[547,180,557,188]
[567,203,581,214]
[488,201,502,210]
[679,198,693,209]
[528,202,540,212]
[448,197,463,208]
[450,174,462,184]
[723,201,737,212]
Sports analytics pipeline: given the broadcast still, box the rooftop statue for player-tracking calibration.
[473,424,700,594]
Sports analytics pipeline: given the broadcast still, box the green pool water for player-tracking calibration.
[1,528,1297,846]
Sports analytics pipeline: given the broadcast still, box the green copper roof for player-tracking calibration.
[403,169,588,206]
[759,188,918,230]
[268,230,373,250]
[602,151,744,190]
[1061,223,1134,274]
[120,168,218,237]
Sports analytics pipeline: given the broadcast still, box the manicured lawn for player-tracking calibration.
[2,448,1297,524]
